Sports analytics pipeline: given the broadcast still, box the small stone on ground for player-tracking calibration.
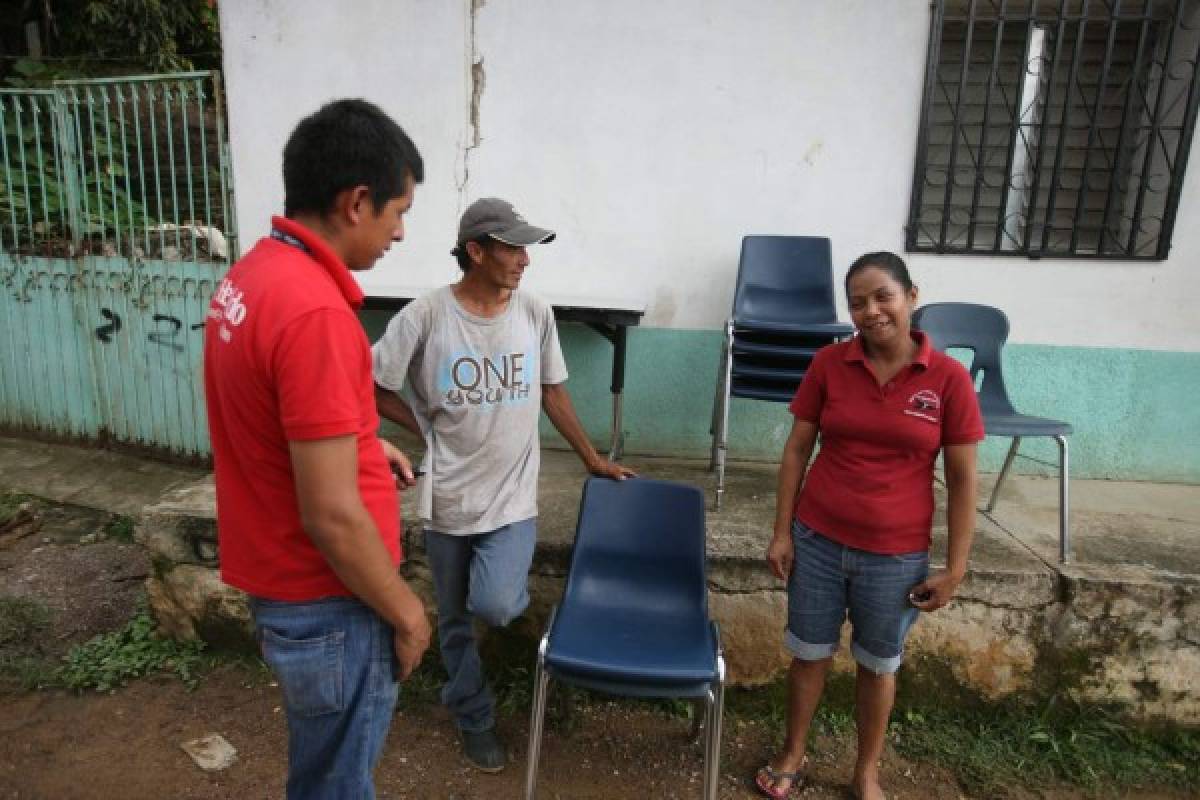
[180,733,238,771]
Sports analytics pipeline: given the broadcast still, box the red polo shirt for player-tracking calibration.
[789,331,983,554]
[203,215,401,601]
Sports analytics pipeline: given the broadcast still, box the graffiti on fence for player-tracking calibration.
[95,309,122,342]
[148,313,186,352]
[93,307,205,351]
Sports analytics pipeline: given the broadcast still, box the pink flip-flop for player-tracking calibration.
[754,764,804,799]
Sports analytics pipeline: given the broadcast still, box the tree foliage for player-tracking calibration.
[0,0,221,85]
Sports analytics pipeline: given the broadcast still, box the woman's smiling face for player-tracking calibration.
[846,265,918,350]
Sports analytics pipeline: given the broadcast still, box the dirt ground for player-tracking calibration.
[0,495,1193,800]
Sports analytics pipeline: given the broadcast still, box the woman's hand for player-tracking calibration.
[766,531,794,581]
[907,568,964,612]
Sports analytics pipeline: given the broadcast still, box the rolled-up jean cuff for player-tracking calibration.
[785,630,837,661]
[851,641,903,675]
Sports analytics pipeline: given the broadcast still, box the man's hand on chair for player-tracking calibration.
[587,456,636,481]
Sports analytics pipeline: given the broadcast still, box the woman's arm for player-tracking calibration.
[910,442,978,611]
[766,418,818,581]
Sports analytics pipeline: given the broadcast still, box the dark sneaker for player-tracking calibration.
[460,727,505,773]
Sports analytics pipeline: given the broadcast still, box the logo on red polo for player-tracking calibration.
[904,389,940,423]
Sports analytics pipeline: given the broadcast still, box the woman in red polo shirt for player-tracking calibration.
[755,252,983,800]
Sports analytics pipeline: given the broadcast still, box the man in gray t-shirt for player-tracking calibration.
[372,197,633,772]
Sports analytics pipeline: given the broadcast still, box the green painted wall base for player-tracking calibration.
[360,312,1200,483]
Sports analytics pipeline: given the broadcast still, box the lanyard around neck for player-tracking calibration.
[270,228,310,253]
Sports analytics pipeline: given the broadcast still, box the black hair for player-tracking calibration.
[453,235,493,272]
[283,98,424,217]
[844,251,914,293]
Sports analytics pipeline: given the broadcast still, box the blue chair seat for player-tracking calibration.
[732,338,822,359]
[984,412,1073,438]
[735,318,853,337]
[731,362,808,383]
[546,610,718,688]
[731,380,799,403]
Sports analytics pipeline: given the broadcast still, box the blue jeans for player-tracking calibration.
[785,521,929,674]
[424,517,537,732]
[251,596,399,800]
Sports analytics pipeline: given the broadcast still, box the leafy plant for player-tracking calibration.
[3,58,76,90]
[102,514,135,542]
[1,102,155,248]
[57,604,206,692]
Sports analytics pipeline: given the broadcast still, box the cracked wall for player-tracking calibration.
[458,0,487,206]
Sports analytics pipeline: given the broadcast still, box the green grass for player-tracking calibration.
[0,595,56,690]
[727,667,1199,797]
[0,595,51,646]
[0,491,35,527]
[888,697,1199,797]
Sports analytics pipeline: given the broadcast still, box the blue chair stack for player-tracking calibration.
[913,302,1074,562]
[710,235,853,508]
[524,477,725,800]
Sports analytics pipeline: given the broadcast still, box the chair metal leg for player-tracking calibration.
[714,320,734,511]
[700,689,715,800]
[524,638,553,800]
[708,336,728,471]
[1056,435,1070,564]
[986,436,1022,512]
[703,656,726,800]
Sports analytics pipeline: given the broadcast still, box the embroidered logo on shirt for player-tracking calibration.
[209,277,248,342]
[904,389,941,423]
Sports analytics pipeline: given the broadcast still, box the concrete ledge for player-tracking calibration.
[129,450,1200,726]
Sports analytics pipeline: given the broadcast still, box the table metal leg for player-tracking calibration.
[608,391,624,461]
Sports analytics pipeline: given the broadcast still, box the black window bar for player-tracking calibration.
[907,0,1200,259]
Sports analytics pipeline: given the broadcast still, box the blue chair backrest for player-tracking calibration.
[912,302,1017,418]
[563,478,708,618]
[733,236,839,325]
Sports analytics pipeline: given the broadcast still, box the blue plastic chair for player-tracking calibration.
[711,236,853,508]
[912,302,1074,562]
[524,478,725,800]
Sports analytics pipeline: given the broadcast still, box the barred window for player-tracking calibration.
[906,0,1200,259]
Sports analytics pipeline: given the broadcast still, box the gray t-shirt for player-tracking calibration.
[372,286,568,535]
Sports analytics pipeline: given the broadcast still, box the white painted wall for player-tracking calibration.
[220,0,1200,351]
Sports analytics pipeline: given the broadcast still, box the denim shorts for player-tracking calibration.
[785,520,928,674]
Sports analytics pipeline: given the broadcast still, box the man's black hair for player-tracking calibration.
[454,235,494,272]
[283,98,424,217]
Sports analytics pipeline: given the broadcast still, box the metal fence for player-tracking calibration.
[0,71,236,459]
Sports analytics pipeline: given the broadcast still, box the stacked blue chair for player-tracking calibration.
[912,302,1074,562]
[710,235,853,508]
[524,477,725,800]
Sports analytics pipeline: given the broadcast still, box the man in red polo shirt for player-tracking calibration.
[203,98,430,799]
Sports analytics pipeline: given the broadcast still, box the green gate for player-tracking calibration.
[0,71,236,459]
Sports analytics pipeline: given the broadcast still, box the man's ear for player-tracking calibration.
[333,185,372,226]
[465,239,486,268]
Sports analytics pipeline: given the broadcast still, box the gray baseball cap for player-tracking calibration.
[451,197,556,255]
